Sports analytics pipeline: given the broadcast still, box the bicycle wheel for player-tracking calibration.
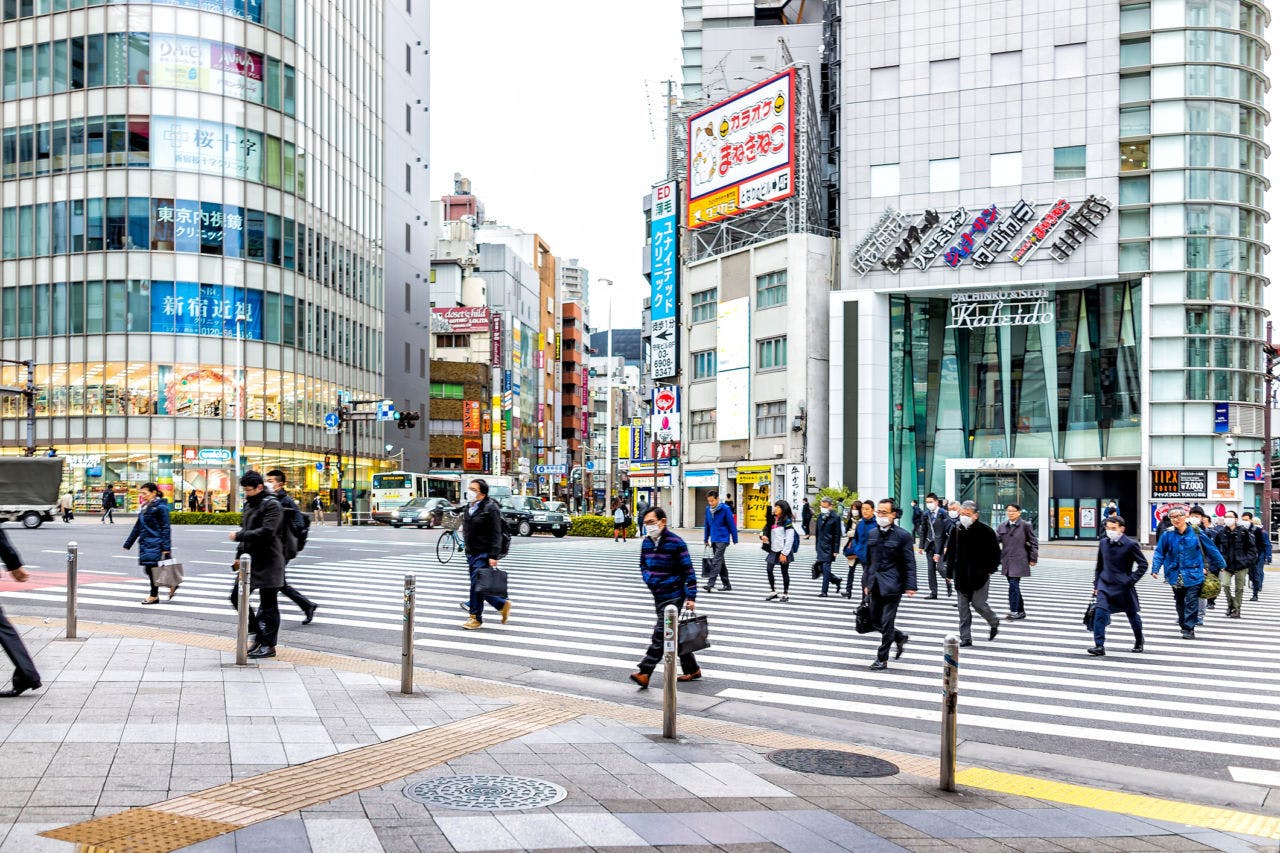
[437,531,458,564]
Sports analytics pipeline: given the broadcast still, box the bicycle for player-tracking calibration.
[436,512,465,564]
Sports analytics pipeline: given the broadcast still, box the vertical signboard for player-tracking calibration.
[650,180,679,380]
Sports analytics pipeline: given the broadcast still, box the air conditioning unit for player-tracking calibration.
[773,443,785,457]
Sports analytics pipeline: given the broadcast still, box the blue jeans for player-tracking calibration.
[1093,589,1142,647]
[818,560,839,595]
[1172,583,1203,632]
[1007,576,1024,614]
[468,554,507,622]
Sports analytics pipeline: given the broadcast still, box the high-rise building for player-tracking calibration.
[0,1,429,512]
[831,0,1270,541]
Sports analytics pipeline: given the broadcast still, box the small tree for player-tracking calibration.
[815,485,858,507]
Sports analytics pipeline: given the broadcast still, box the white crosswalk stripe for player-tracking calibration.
[5,537,1278,776]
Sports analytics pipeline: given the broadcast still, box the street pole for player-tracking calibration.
[336,392,344,528]
[662,603,678,739]
[602,278,614,505]
[65,541,79,640]
[1265,321,1274,538]
[400,573,416,695]
[235,555,252,666]
[940,633,960,791]
[233,315,244,512]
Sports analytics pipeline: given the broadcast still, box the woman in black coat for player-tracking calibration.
[123,483,172,604]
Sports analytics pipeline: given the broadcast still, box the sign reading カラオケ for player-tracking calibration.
[687,69,796,228]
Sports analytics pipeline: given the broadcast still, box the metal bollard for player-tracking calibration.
[940,633,960,792]
[400,573,416,695]
[65,541,78,639]
[662,604,678,739]
[235,555,252,666]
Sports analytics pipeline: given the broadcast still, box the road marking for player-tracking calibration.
[1228,766,1280,787]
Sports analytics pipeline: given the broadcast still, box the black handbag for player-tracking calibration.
[678,611,711,653]
[811,561,822,580]
[1082,595,1097,629]
[474,565,508,598]
[855,595,875,634]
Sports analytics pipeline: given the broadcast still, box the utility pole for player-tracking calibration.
[0,358,37,456]
[1265,321,1275,537]
[335,391,345,527]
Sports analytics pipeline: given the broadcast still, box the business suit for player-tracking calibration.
[863,522,917,664]
[945,519,1001,644]
[0,530,40,694]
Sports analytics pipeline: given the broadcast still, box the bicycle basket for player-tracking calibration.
[441,512,463,531]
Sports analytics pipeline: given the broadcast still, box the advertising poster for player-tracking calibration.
[150,282,263,339]
[463,439,483,471]
[431,306,490,333]
[649,180,679,378]
[686,69,796,228]
[152,117,264,181]
[462,401,482,435]
[151,36,264,102]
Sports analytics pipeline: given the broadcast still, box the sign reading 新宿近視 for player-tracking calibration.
[947,289,1054,329]
[649,180,679,380]
[1151,469,1208,500]
[151,282,263,339]
[431,307,491,334]
[687,70,796,228]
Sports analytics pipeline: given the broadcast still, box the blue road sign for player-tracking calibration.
[377,400,396,422]
[324,412,340,429]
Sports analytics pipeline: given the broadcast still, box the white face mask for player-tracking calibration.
[820,506,831,514]
[464,489,476,503]
[1225,518,1237,527]
[1105,529,1123,542]
[645,523,662,540]
[926,502,937,511]
[876,514,892,528]
[1241,519,1252,528]
[958,515,975,528]
[948,510,960,519]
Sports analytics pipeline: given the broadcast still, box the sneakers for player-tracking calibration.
[1087,646,1105,656]
[500,601,512,624]
[868,660,888,671]
[676,670,702,682]
[629,672,650,689]
[1007,612,1027,621]
[462,617,482,630]
[1250,592,1259,601]
[1181,629,1195,640]
[764,592,779,601]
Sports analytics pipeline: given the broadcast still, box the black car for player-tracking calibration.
[499,496,569,537]
[389,497,451,528]
[496,498,536,537]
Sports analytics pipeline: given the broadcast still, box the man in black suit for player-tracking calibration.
[0,529,41,697]
[944,500,1001,647]
[863,498,917,670]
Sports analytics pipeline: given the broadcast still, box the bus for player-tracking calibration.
[370,471,462,523]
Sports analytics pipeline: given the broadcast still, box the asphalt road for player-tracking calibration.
[2,518,1277,807]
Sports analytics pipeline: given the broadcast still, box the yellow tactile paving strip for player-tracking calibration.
[18,616,1280,845]
[957,768,1280,840]
[41,702,580,851]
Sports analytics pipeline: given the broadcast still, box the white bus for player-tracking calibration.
[370,471,462,523]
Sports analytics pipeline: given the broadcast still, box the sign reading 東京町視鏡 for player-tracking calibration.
[947,289,1055,329]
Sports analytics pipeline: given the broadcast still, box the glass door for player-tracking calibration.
[956,470,1040,530]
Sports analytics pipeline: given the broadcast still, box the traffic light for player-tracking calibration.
[1228,454,1240,478]
[396,411,420,430]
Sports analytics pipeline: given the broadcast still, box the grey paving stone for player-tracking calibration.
[617,812,708,845]
[435,815,523,852]
[669,810,769,844]
[880,810,983,839]
[731,810,856,853]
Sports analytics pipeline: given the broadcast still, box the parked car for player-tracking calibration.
[545,500,568,515]
[496,498,534,537]
[389,497,452,529]
[500,495,569,537]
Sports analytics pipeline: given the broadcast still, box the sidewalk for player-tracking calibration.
[0,618,1276,853]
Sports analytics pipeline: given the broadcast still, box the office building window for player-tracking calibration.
[929,58,959,92]
[755,401,787,437]
[929,158,960,192]
[692,349,717,380]
[691,409,716,442]
[990,152,1021,185]
[869,65,898,99]
[404,281,411,312]
[870,163,899,196]
[1054,145,1087,179]
[430,382,464,399]
[757,336,787,370]
[756,270,787,308]
[1120,38,1151,68]
[691,288,717,323]
[1054,43,1086,78]
[990,50,1021,85]
[436,334,470,348]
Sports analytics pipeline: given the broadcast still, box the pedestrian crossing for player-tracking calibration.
[4,536,1279,779]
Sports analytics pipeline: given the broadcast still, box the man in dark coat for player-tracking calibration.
[630,506,700,687]
[800,501,814,540]
[265,470,319,625]
[995,503,1037,620]
[0,529,40,697]
[814,496,844,597]
[1241,511,1270,601]
[229,471,285,659]
[944,501,1001,647]
[1090,514,1147,656]
[921,493,953,598]
[1215,511,1257,618]
[863,498,916,670]
[910,500,924,544]
[101,484,118,524]
[461,478,509,629]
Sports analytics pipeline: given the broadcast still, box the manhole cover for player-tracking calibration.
[402,775,567,811]
[767,749,899,778]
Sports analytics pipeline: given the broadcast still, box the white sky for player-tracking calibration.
[429,0,683,331]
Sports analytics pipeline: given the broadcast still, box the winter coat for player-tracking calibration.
[269,490,306,563]
[814,510,843,558]
[923,509,954,555]
[123,498,172,565]
[1216,525,1258,574]
[640,528,698,604]
[1249,523,1272,568]
[863,524,916,596]
[1094,534,1148,600]
[767,516,799,556]
[233,492,285,590]
[845,517,877,561]
[995,518,1038,578]
[703,502,738,544]
[462,496,505,559]
[101,489,118,510]
[1152,525,1225,588]
[944,520,1001,595]
[801,502,813,533]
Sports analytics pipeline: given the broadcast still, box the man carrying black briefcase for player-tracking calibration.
[460,479,511,630]
[629,506,703,688]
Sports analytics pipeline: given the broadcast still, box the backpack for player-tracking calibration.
[496,529,512,559]
[295,511,311,552]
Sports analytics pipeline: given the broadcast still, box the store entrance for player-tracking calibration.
[955,470,1041,532]
[182,469,233,513]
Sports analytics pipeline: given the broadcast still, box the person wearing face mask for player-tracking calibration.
[461,479,510,630]
[841,501,876,599]
[263,470,319,625]
[1151,507,1225,639]
[761,501,800,602]
[943,501,1001,648]
[813,496,844,597]
[921,494,954,599]
[995,503,1037,621]
[1089,515,1147,656]
[1241,511,1270,601]
[863,498,916,670]
[1215,510,1256,618]
[1188,506,1219,622]
[227,471,286,659]
[910,499,925,546]
[702,491,738,592]
[630,506,700,687]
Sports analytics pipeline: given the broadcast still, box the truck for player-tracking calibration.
[0,457,63,528]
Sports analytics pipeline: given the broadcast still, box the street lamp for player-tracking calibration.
[233,309,247,511]
[599,277,615,505]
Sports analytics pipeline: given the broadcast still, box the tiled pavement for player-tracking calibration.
[0,622,1274,853]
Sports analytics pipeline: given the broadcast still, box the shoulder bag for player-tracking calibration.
[855,593,876,634]
[153,558,184,589]
[677,609,711,653]
[474,564,509,598]
[1193,532,1221,600]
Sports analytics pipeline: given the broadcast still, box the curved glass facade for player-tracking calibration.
[0,1,387,508]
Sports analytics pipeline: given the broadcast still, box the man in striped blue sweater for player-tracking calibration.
[630,506,700,688]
